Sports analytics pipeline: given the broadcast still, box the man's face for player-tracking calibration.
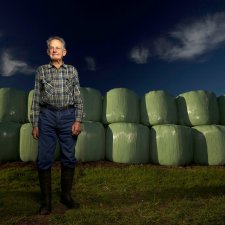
[47,39,66,61]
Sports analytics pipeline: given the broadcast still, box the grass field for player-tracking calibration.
[0,161,225,225]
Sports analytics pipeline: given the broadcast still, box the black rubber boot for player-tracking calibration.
[38,168,52,215]
[60,166,79,209]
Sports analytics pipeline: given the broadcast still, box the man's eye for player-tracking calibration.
[49,47,61,51]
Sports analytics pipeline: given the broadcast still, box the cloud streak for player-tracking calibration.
[130,46,150,64]
[155,12,225,61]
[85,56,97,71]
[0,51,35,76]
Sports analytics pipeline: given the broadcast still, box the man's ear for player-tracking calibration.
[47,49,50,56]
[63,49,67,56]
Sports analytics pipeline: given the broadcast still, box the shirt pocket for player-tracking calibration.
[42,77,54,96]
[64,77,74,96]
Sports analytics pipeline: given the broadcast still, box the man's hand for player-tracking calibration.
[72,122,81,136]
[32,127,39,140]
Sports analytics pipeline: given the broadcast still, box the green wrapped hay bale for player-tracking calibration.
[80,87,103,122]
[20,123,60,162]
[27,89,34,123]
[141,90,177,126]
[218,96,225,125]
[150,124,193,166]
[106,123,150,164]
[0,88,28,123]
[192,125,225,165]
[20,123,37,162]
[102,88,140,124]
[75,121,105,162]
[176,90,219,126]
[0,122,21,161]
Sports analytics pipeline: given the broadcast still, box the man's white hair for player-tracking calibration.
[47,36,66,49]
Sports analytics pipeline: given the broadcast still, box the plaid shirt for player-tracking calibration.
[30,63,83,127]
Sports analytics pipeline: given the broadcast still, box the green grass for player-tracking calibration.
[0,162,225,225]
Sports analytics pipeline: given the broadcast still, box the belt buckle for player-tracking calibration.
[58,105,72,110]
[59,106,67,110]
[44,104,73,111]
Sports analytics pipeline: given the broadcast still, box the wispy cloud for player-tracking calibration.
[155,12,225,61]
[85,56,97,71]
[129,46,150,64]
[0,51,35,77]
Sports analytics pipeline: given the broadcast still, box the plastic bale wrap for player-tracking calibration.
[80,87,103,122]
[150,124,193,166]
[176,90,219,126]
[141,90,177,126]
[192,125,225,165]
[0,122,21,161]
[102,88,140,124]
[75,122,105,162]
[20,123,38,161]
[218,95,225,125]
[0,88,28,123]
[106,123,150,164]
[27,89,34,123]
[20,123,60,162]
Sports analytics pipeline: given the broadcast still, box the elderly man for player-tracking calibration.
[31,36,83,215]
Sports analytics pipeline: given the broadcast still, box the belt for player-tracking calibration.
[41,104,74,111]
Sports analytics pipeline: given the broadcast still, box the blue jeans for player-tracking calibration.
[37,107,77,170]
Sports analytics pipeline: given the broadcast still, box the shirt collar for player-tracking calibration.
[47,62,67,69]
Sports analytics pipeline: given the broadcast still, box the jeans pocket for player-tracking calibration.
[68,108,75,116]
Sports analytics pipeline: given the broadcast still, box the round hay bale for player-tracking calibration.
[192,125,225,165]
[218,95,225,125]
[0,122,21,161]
[75,121,105,162]
[106,123,150,164]
[0,88,28,123]
[141,90,177,126]
[80,87,102,122]
[150,124,193,166]
[102,88,140,124]
[176,90,219,126]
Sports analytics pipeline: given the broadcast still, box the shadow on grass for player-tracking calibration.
[78,184,225,207]
[142,185,225,202]
[0,191,40,216]
[2,184,225,206]
[0,185,225,220]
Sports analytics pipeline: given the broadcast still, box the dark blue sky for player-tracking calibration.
[0,0,225,97]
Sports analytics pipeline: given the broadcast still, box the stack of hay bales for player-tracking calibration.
[0,88,27,161]
[177,90,225,165]
[141,90,193,166]
[75,87,105,162]
[1,85,225,167]
[104,88,150,164]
